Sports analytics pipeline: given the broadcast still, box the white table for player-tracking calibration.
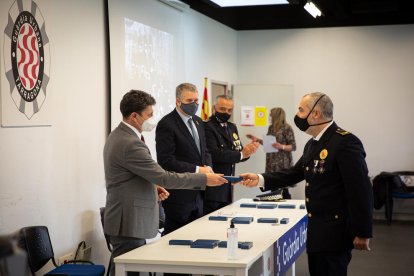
[115,199,307,276]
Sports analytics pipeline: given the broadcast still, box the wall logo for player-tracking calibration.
[3,0,50,120]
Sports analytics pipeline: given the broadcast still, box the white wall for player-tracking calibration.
[183,9,239,103]
[0,0,108,267]
[237,25,414,217]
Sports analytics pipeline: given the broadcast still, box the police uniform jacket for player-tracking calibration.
[204,115,248,203]
[262,122,373,252]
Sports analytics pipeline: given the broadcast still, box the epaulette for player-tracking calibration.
[336,128,350,135]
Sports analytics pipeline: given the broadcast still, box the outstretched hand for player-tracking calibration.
[239,173,260,187]
[206,173,227,186]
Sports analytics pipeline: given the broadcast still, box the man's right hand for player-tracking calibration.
[242,142,260,158]
[240,173,260,187]
[205,173,227,186]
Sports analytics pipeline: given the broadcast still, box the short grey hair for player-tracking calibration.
[176,83,198,99]
[215,94,233,103]
[305,92,333,120]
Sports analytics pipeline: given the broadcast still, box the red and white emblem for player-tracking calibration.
[3,0,50,119]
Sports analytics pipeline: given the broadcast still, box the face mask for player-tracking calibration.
[142,117,157,132]
[294,114,311,132]
[294,95,332,132]
[180,102,198,116]
[215,111,231,123]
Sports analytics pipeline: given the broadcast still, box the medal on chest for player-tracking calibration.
[312,148,328,174]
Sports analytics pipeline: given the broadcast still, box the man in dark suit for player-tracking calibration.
[204,95,259,214]
[156,83,214,235]
[104,90,226,276]
[240,92,373,276]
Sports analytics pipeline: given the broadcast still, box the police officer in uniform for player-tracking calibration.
[204,95,259,215]
[240,92,373,276]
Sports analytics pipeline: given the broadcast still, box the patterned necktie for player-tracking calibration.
[188,118,201,153]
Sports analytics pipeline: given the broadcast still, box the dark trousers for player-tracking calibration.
[307,250,352,276]
[203,200,229,215]
[109,236,146,276]
[162,196,203,235]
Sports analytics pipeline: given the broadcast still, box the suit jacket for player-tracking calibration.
[204,115,248,203]
[103,122,206,239]
[156,109,212,204]
[262,122,373,252]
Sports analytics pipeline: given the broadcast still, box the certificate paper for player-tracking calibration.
[263,135,278,153]
[241,106,255,126]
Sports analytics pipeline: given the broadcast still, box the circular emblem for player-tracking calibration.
[233,133,238,140]
[319,149,328,160]
[257,111,264,118]
[4,0,50,119]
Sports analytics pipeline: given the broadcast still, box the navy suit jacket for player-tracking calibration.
[204,116,248,203]
[156,109,212,204]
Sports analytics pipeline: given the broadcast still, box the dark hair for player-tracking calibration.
[120,90,156,118]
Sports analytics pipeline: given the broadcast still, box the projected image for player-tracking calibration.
[125,18,175,117]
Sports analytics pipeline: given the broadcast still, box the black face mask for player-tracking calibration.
[294,95,332,132]
[215,111,231,123]
[180,102,198,116]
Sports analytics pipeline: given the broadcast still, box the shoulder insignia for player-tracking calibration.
[336,128,350,135]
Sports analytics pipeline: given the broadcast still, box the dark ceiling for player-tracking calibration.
[180,0,414,30]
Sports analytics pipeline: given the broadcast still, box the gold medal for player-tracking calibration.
[233,133,238,140]
[320,149,328,160]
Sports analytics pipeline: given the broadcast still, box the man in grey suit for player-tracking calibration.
[103,90,227,276]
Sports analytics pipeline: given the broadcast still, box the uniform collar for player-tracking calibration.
[314,121,334,141]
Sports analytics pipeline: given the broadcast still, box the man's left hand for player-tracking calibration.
[156,185,170,201]
[353,236,371,251]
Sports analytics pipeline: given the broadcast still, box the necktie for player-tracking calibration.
[188,118,201,153]
[223,123,231,139]
[141,134,145,144]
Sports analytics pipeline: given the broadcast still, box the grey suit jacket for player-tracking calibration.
[103,122,206,239]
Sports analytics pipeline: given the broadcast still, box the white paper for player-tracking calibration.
[263,135,278,153]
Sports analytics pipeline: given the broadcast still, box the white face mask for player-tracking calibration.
[142,117,157,132]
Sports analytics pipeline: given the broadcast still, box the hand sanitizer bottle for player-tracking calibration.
[227,221,238,260]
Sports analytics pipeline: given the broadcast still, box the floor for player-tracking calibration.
[290,220,414,276]
[142,220,414,276]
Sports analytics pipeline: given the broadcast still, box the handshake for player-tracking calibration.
[205,172,260,187]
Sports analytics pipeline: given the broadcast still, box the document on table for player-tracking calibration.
[263,135,278,153]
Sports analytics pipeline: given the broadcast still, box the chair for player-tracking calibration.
[99,207,112,276]
[373,171,414,224]
[20,226,105,276]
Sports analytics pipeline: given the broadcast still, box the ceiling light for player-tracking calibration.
[209,0,289,7]
[304,1,322,18]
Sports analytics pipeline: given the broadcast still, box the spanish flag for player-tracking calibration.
[201,77,210,121]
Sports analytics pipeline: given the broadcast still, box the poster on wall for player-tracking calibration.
[240,106,254,126]
[1,0,51,127]
[255,106,268,126]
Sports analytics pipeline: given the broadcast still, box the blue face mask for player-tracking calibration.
[180,102,198,116]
